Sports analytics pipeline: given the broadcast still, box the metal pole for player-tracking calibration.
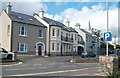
[114,35,117,49]
[106,0,109,56]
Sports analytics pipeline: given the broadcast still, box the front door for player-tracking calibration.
[38,46,42,56]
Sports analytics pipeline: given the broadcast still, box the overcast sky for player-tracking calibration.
[1,0,120,44]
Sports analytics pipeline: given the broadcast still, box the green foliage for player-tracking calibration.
[116,44,120,49]
[108,70,120,78]
[100,43,114,50]
[100,38,104,41]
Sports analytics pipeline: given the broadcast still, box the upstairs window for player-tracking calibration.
[19,26,27,36]
[75,34,76,40]
[38,30,43,38]
[52,28,55,36]
[57,29,60,37]
[71,34,73,40]
[7,25,10,36]
[66,33,68,38]
[61,32,63,36]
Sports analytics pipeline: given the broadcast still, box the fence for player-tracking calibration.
[47,51,79,56]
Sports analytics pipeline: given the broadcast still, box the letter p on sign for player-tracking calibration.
[104,32,112,41]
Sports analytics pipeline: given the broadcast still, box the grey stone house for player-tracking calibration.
[0,3,47,56]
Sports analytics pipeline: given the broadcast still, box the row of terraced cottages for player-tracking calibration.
[0,3,99,56]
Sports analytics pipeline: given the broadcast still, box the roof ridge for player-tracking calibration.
[11,11,33,17]
[44,17,65,26]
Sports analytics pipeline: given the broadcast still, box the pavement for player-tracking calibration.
[1,56,107,78]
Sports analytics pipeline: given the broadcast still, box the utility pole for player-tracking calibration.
[106,0,109,56]
[114,35,117,49]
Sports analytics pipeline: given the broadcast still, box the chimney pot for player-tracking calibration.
[6,2,12,14]
[39,8,44,18]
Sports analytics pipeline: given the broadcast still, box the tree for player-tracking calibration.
[116,44,120,49]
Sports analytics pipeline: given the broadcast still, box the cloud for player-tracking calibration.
[57,3,118,43]
[0,1,118,43]
[1,1,47,15]
[45,13,63,22]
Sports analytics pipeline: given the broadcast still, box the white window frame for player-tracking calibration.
[52,28,55,37]
[52,42,55,51]
[19,26,27,37]
[57,29,60,37]
[38,30,43,38]
[18,43,28,52]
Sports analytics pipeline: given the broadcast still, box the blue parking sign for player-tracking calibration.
[104,32,112,41]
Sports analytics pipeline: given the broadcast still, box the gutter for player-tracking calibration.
[10,21,13,52]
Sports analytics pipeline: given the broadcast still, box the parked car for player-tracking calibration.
[81,52,96,58]
[0,47,14,61]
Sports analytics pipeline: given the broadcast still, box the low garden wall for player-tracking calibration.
[99,56,119,75]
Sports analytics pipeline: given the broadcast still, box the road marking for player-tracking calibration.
[5,67,98,77]
[75,63,99,65]
[73,74,89,76]
[6,67,48,71]
[33,64,42,66]
[2,62,23,67]
[72,73,100,76]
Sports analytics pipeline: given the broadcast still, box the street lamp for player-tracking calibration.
[106,0,109,56]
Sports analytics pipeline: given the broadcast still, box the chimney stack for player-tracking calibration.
[39,8,44,18]
[6,2,12,14]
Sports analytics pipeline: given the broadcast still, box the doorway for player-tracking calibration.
[38,46,42,56]
[36,42,45,56]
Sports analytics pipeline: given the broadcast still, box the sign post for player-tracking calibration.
[104,32,112,56]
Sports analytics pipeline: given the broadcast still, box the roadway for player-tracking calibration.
[1,56,106,78]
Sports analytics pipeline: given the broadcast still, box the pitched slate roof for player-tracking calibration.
[43,17,65,27]
[80,29,92,35]
[67,27,78,33]
[42,17,78,33]
[8,11,46,27]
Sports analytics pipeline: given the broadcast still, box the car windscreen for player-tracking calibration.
[1,48,8,53]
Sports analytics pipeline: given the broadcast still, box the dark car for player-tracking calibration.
[81,52,96,58]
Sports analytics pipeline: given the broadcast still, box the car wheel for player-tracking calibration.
[7,55,12,60]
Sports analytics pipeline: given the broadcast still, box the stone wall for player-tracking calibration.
[99,56,118,75]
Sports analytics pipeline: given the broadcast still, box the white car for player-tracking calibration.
[0,47,14,61]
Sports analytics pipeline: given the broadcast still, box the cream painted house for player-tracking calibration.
[34,10,85,56]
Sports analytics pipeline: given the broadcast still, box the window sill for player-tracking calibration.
[38,37,43,39]
[18,51,27,53]
[19,35,27,37]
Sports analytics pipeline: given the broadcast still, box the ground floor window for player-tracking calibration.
[52,43,55,51]
[57,43,60,51]
[18,43,28,52]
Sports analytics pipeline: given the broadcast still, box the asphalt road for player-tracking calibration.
[1,56,107,78]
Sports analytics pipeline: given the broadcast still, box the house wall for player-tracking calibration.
[0,13,2,47]
[92,36,99,54]
[86,34,92,52]
[12,22,46,54]
[75,28,86,52]
[50,26,61,54]
[0,11,12,51]
[33,15,50,54]
[69,32,78,52]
